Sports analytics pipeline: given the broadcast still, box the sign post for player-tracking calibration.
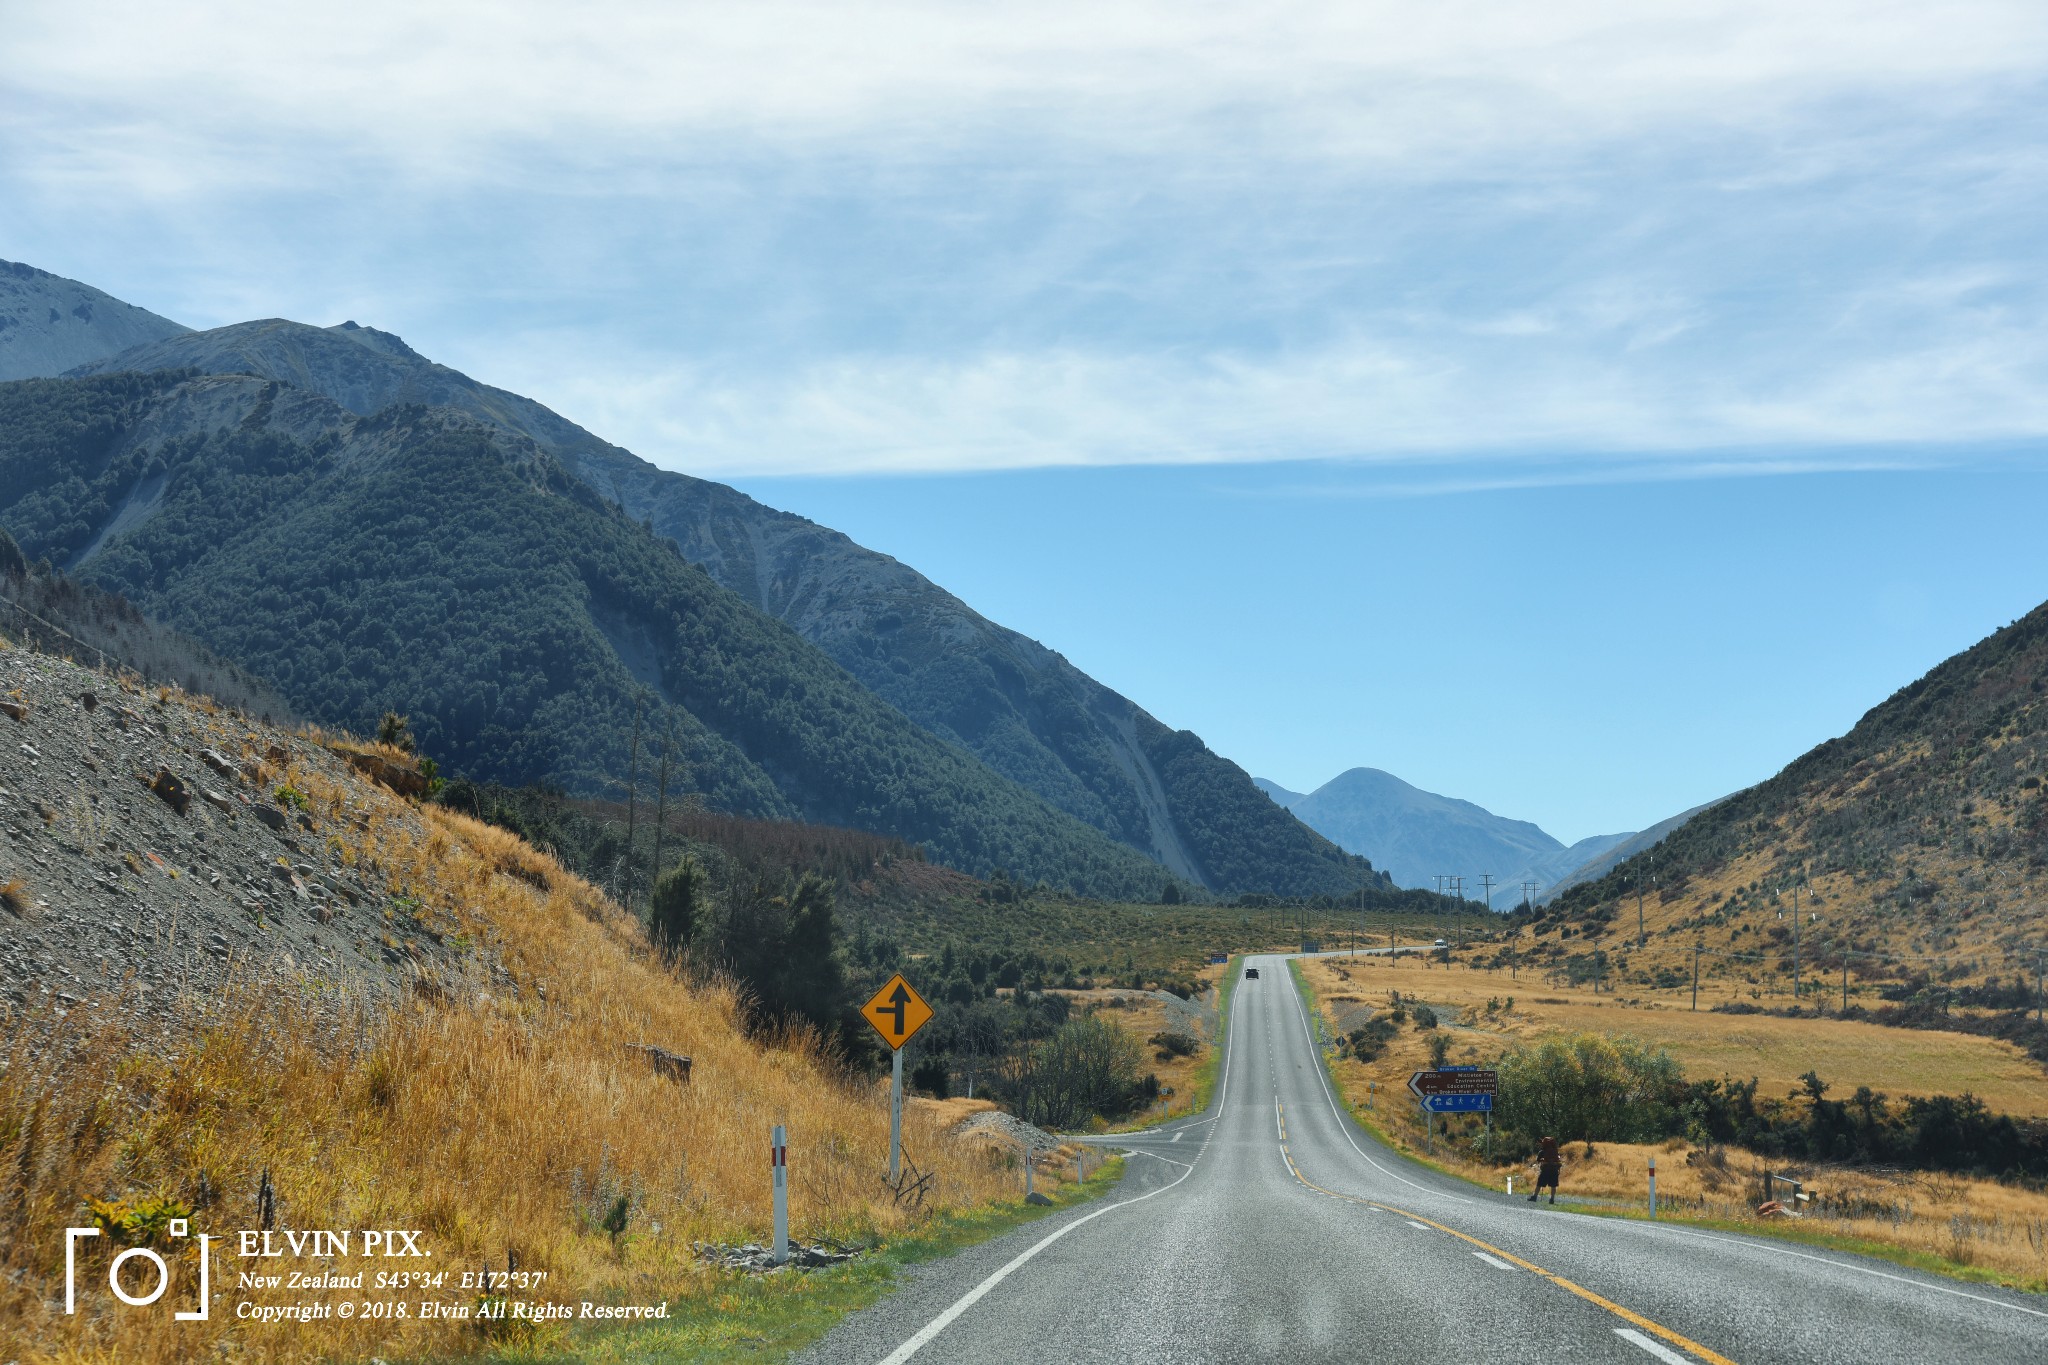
[1407,1067,1499,1157]
[771,1124,789,1265]
[859,974,935,1184]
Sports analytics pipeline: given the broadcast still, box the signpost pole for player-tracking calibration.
[889,1048,904,1184]
[859,973,932,1189]
[771,1124,789,1265]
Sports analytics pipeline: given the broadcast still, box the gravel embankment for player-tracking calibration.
[0,647,460,1019]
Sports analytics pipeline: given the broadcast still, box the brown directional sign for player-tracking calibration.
[1407,1068,1499,1099]
[860,974,934,1051]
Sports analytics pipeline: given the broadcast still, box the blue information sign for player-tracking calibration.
[1421,1093,1494,1113]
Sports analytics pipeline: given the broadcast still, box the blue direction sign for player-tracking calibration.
[1421,1093,1494,1113]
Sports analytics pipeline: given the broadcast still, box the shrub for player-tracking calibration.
[1495,1032,1682,1145]
[1148,1030,1200,1060]
[999,1015,1145,1128]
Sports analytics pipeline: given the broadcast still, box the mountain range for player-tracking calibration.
[0,262,1383,898]
[1258,768,1660,907]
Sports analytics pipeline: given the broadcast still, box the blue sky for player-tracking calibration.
[6,2,2048,839]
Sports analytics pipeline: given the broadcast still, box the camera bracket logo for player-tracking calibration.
[66,1220,214,1321]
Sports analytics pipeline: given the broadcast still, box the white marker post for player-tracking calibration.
[889,1048,904,1183]
[772,1124,789,1265]
[1647,1154,1657,1220]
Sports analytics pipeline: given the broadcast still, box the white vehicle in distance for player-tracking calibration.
[1433,938,1446,947]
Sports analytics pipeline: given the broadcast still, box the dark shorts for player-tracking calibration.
[1536,1165,1560,1189]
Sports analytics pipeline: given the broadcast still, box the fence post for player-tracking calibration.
[1648,1154,1657,1219]
[771,1124,788,1266]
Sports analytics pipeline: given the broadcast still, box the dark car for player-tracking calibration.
[1244,967,1260,979]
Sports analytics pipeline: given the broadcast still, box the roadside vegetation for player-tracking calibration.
[0,682,1099,1364]
[1293,953,2048,1289]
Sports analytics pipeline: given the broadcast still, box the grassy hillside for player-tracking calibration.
[0,371,1179,898]
[75,315,1384,897]
[0,660,1050,1363]
[1533,600,2048,1002]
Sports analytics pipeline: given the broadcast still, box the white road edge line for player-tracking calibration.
[1133,1151,1192,1171]
[1280,954,1470,1203]
[1627,1222,2048,1321]
[873,957,1246,1363]
[1472,1252,1516,1271]
[1615,1326,1692,1363]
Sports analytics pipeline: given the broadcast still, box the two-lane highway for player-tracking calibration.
[802,954,2048,1363]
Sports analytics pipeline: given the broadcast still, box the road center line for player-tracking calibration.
[1403,1219,1431,1230]
[1281,956,1468,1203]
[873,954,1247,1363]
[1472,1251,1516,1271]
[1616,1327,1695,1364]
[1271,1125,1735,1365]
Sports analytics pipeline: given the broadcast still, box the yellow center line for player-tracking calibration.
[1275,1103,1736,1365]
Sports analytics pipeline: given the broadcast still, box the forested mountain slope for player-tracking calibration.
[1538,603,2048,992]
[0,259,187,381]
[76,314,1378,895]
[0,370,1182,898]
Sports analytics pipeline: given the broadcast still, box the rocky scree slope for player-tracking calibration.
[0,646,466,1017]
[73,316,1376,896]
[0,370,1177,898]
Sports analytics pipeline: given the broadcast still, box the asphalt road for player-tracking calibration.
[801,952,2048,1364]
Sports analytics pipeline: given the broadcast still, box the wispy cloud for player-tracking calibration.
[6,2,2048,477]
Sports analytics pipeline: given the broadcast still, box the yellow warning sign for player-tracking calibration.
[859,973,934,1050]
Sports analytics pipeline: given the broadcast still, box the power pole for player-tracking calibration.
[1636,876,1647,949]
[1479,873,1496,926]
[1842,952,1850,1015]
[624,694,644,910]
[1691,943,1700,1012]
[650,724,672,900]
[1451,876,1466,948]
[1790,880,1803,1000]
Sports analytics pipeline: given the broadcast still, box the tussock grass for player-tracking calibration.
[0,757,1032,1363]
[1295,955,2048,1289]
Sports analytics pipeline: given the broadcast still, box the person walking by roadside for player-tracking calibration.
[1529,1136,1562,1204]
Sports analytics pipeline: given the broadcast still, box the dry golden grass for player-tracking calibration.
[0,739,1039,1363]
[1299,957,2048,1284]
[1304,953,2048,1118]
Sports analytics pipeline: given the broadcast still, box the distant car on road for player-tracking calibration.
[1433,938,1446,947]
[1244,967,1260,979]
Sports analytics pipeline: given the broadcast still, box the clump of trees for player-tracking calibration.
[999,1016,1148,1129]
[1490,1031,2048,1179]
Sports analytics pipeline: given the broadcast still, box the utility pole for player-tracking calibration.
[1842,952,1850,1015]
[1790,880,1803,1000]
[1479,873,1496,929]
[1691,942,1700,1012]
[1454,876,1468,948]
[624,694,644,910]
[1636,876,1647,949]
[650,721,673,899]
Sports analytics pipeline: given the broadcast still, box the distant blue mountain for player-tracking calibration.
[1260,766,1648,906]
